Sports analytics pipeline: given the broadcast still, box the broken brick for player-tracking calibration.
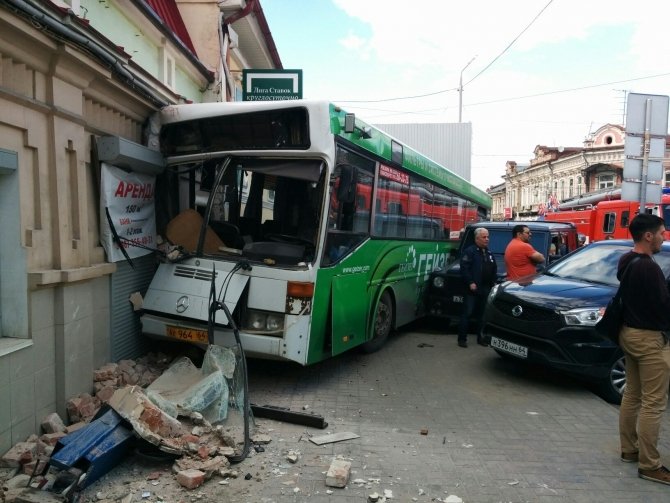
[176,468,205,489]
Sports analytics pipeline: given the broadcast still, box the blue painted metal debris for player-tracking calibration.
[49,407,134,488]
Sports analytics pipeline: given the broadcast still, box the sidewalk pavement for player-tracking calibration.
[78,324,670,502]
[240,323,670,502]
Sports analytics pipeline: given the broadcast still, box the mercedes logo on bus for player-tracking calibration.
[176,295,189,313]
[511,305,523,317]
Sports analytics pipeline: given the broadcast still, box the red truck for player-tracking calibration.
[544,192,670,243]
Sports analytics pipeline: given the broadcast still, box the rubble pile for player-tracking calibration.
[0,349,255,499]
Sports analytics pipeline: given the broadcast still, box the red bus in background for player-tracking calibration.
[545,192,670,243]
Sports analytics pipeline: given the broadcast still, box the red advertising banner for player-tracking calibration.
[504,207,513,219]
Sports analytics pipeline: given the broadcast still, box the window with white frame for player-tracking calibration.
[159,46,176,90]
[569,178,574,198]
[598,173,615,189]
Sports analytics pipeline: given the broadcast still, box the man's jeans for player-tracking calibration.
[458,292,487,343]
[619,325,670,470]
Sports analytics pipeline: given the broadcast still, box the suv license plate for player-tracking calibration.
[490,337,528,358]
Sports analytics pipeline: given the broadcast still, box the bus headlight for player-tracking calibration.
[433,276,445,288]
[266,314,283,331]
[243,309,285,335]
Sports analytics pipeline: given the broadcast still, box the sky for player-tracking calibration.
[260,0,670,191]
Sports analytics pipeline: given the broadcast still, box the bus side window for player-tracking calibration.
[621,210,630,228]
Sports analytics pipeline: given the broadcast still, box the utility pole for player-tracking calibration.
[458,56,476,123]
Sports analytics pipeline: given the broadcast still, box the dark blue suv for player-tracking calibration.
[426,221,578,323]
[483,239,670,403]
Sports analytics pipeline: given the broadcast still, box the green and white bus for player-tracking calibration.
[141,100,491,364]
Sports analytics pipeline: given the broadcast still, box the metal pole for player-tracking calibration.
[639,98,652,209]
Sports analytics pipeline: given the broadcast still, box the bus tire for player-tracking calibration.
[361,291,393,353]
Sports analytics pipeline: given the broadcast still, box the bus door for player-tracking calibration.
[331,272,370,356]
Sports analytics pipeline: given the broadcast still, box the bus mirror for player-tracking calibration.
[344,113,355,133]
[337,165,356,204]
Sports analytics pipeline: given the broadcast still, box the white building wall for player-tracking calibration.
[374,123,472,181]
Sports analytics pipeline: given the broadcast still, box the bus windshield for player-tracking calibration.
[162,156,326,266]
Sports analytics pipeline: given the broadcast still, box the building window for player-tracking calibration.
[159,46,176,90]
[569,178,574,198]
[665,171,670,187]
[0,147,29,340]
[598,173,615,189]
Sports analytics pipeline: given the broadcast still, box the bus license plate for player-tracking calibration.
[452,295,464,304]
[490,337,528,358]
[166,326,208,343]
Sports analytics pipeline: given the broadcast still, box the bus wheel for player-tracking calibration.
[361,291,393,353]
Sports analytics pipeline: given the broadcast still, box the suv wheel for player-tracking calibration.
[598,354,626,404]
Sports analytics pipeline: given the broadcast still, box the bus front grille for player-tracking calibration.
[174,266,217,282]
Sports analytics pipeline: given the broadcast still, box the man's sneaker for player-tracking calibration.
[621,452,638,463]
[638,465,670,485]
[457,340,468,348]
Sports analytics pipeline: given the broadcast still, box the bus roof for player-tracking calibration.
[158,100,491,210]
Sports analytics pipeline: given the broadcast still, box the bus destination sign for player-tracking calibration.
[243,69,303,101]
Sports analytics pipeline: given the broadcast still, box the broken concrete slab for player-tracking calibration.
[107,386,187,454]
[145,345,237,425]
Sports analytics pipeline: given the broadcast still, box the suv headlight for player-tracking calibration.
[561,307,603,326]
[432,276,445,288]
[487,283,500,302]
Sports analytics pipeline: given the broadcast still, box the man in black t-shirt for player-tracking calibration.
[618,213,670,486]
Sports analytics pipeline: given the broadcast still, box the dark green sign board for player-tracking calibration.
[242,69,303,101]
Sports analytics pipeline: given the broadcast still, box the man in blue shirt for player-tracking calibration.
[457,227,497,348]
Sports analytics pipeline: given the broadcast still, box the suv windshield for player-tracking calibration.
[547,243,670,285]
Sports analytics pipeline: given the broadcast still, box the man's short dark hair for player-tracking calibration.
[628,213,665,241]
[512,224,527,237]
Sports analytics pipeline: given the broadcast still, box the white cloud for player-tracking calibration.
[323,0,670,189]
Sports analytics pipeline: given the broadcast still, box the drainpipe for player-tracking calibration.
[2,0,171,107]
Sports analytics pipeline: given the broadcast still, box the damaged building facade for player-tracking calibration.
[0,0,282,454]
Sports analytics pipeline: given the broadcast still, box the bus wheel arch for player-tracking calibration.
[360,289,394,353]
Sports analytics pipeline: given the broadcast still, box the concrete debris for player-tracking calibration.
[145,345,237,424]
[0,349,261,498]
[65,393,101,424]
[3,474,32,491]
[251,434,272,445]
[285,450,299,464]
[176,468,206,489]
[107,386,187,454]
[325,459,351,488]
[444,496,464,503]
[40,413,66,434]
[368,492,380,502]
[1,443,38,469]
[383,488,393,498]
[172,455,230,478]
[309,431,359,445]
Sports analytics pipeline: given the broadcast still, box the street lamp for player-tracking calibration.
[458,56,476,123]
